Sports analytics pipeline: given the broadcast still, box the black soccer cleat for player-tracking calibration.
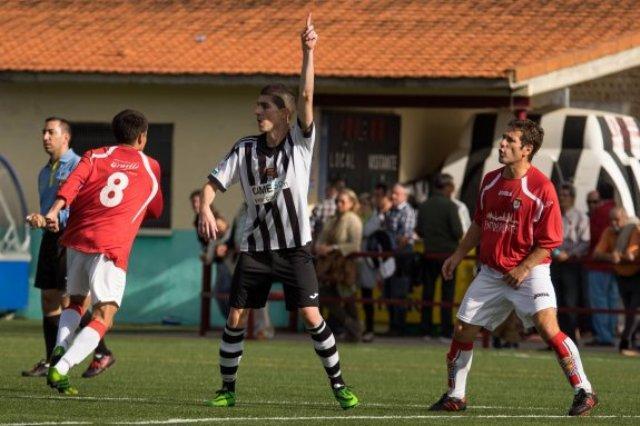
[568,389,598,416]
[21,359,48,377]
[428,393,467,412]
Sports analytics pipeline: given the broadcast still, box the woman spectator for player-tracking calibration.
[358,188,394,342]
[316,188,363,342]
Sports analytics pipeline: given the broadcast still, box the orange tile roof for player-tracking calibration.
[1,0,639,82]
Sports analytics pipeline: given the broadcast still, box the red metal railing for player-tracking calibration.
[199,252,640,339]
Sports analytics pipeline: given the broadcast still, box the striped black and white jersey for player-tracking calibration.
[209,121,315,252]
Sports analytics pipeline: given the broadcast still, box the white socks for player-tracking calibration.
[54,320,106,375]
[446,340,474,399]
[56,306,83,350]
[548,332,592,394]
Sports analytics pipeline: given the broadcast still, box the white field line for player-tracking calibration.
[5,395,548,410]
[493,352,627,363]
[3,416,640,426]
[8,395,153,402]
[0,423,91,426]
[112,415,640,424]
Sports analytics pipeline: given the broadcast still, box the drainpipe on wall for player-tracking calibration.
[506,68,529,119]
[562,87,571,108]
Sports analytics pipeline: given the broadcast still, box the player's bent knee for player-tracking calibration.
[227,308,248,328]
[299,306,322,328]
[453,320,480,342]
[533,308,560,341]
[92,302,119,330]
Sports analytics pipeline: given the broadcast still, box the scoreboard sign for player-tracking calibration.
[322,111,400,193]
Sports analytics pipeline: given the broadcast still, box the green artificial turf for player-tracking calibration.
[1,320,638,425]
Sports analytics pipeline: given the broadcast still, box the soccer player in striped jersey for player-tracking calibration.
[43,110,163,395]
[198,14,358,410]
[429,119,597,416]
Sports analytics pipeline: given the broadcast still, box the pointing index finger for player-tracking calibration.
[306,12,312,28]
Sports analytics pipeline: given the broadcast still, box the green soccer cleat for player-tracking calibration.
[50,346,66,367]
[333,386,359,410]
[205,389,236,407]
[47,367,78,395]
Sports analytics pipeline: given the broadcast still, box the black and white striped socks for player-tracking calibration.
[219,325,245,392]
[307,320,345,389]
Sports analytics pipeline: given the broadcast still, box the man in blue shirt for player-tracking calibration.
[22,117,114,379]
[383,183,417,336]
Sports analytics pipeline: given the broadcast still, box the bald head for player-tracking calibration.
[610,206,627,232]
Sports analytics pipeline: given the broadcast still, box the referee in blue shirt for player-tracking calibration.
[22,117,114,378]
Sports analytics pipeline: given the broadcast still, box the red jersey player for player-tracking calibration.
[429,119,597,416]
[43,109,163,395]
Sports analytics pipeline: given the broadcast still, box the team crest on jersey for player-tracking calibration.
[512,198,522,210]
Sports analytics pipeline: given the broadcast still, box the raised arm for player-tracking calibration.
[297,13,317,130]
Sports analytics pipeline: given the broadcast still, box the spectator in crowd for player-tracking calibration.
[382,183,416,336]
[311,180,341,237]
[592,207,640,355]
[358,192,373,222]
[580,189,602,333]
[357,186,393,343]
[586,183,618,346]
[416,173,463,340]
[316,188,363,342]
[551,183,590,343]
[373,183,388,203]
[452,199,471,233]
[586,190,601,217]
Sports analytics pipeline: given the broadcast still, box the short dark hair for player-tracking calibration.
[597,181,615,200]
[189,190,201,200]
[559,183,576,198]
[260,84,296,117]
[507,118,544,161]
[112,109,148,144]
[374,183,388,194]
[433,173,454,190]
[45,116,72,139]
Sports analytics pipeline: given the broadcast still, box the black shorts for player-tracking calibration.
[230,244,319,311]
[34,231,66,291]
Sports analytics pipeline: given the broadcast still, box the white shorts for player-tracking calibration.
[457,263,557,331]
[66,248,127,307]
